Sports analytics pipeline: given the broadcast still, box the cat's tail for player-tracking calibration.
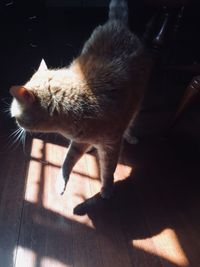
[109,0,128,25]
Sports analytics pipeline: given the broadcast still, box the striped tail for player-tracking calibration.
[109,0,128,24]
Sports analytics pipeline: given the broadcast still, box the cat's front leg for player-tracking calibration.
[56,141,90,195]
[98,141,121,199]
[56,165,70,195]
[124,109,140,144]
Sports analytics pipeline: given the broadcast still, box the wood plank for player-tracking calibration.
[1,133,200,267]
[86,153,134,267]
[0,137,30,267]
[128,141,191,267]
[17,137,103,267]
[16,138,74,267]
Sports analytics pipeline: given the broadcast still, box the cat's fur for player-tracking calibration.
[10,0,150,198]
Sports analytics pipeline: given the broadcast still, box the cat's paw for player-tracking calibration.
[56,170,68,195]
[100,187,113,199]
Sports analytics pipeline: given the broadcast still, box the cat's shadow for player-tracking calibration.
[73,136,200,262]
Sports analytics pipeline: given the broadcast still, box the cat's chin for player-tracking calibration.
[17,123,37,133]
[17,123,31,132]
[16,120,42,133]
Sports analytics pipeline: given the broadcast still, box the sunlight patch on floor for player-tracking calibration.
[45,142,67,166]
[132,228,189,267]
[26,138,96,228]
[114,163,133,181]
[25,159,42,203]
[14,246,36,267]
[30,138,44,160]
[25,138,133,230]
[41,257,69,267]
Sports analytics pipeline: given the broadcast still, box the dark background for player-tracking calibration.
[0,0,200,145]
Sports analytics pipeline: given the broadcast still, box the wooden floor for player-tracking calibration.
[0,129,200,267]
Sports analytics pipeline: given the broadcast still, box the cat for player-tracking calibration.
[10,0,151,199]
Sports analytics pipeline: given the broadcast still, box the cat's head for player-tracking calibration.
[10,59,57,132]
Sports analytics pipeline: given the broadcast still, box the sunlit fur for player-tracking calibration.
[10,0,151,198]
[11,98,22,118]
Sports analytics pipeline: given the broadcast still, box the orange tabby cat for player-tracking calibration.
[10,0,150,198]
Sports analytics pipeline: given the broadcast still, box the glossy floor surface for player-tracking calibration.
[0,131,200,267]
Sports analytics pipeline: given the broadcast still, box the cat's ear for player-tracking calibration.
[38,59,48,71]
[10,86,35,105]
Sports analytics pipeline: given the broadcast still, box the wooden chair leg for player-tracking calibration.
[171,75,200,127]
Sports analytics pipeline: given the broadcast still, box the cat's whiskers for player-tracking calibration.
[8,127,22,138]
[3,107,11,116]
[1,99,12,117]
[22,130,27,153]
[6,127,27,152]
[2,129,19,152]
